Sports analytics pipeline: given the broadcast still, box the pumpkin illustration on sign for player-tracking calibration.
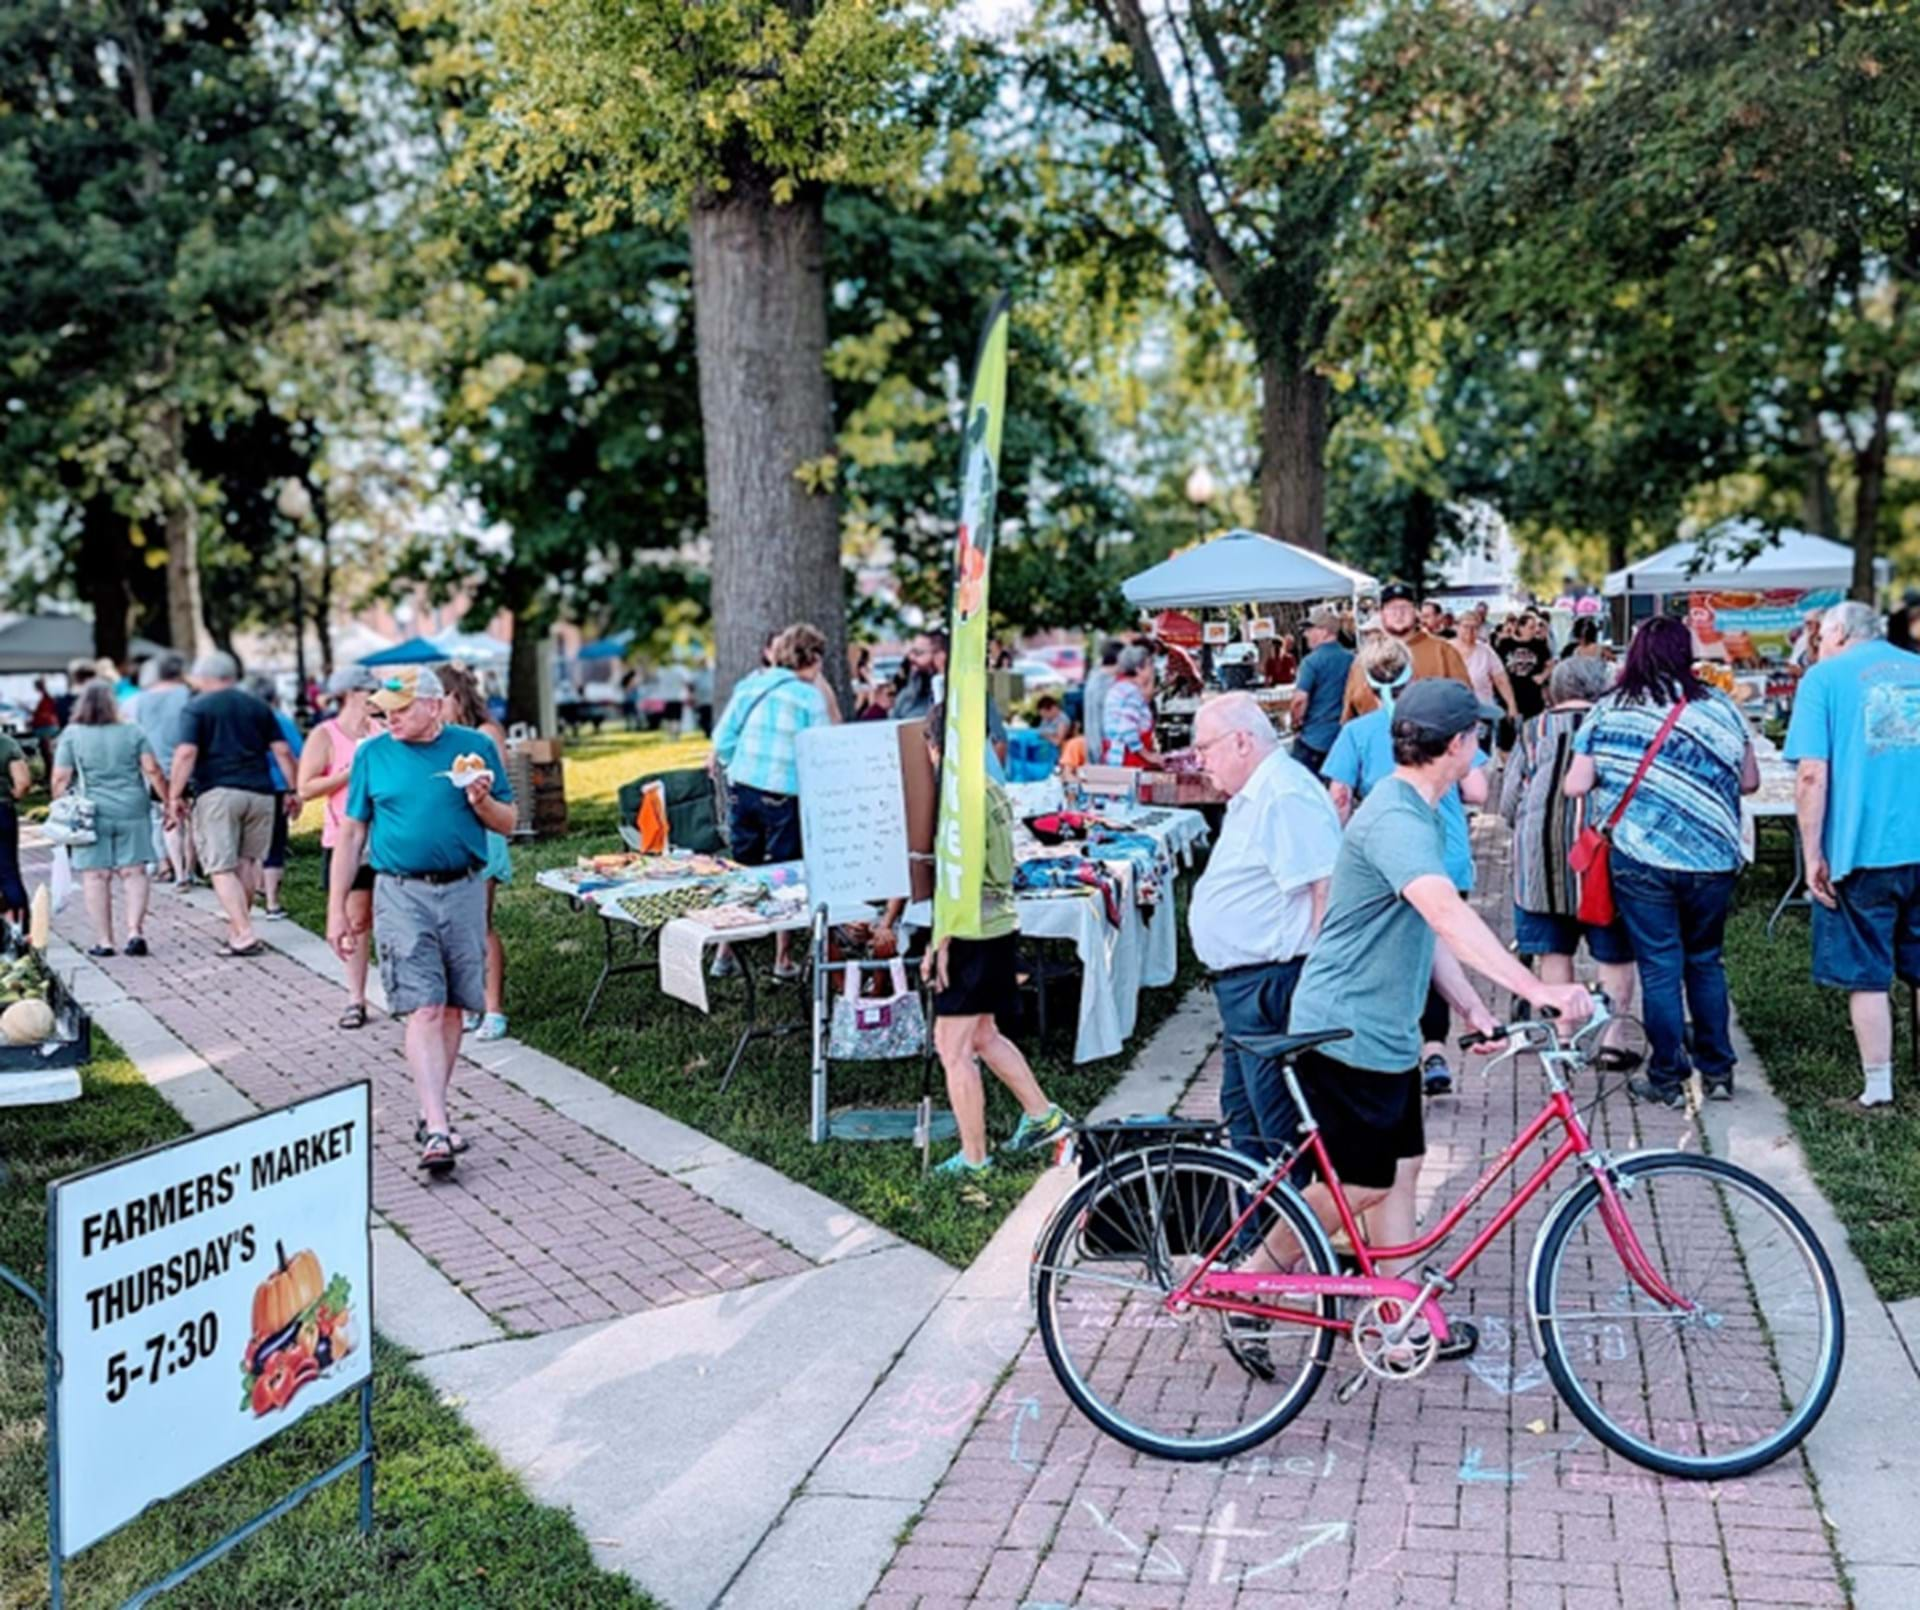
[240,1240,355,1417]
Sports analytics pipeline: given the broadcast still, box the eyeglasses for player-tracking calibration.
[1192,731,1244,756]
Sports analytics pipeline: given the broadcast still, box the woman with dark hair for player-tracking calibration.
[1564,615,1758,1106]
[440,663,514,1041]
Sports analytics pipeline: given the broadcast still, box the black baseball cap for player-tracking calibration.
[1379,580,1417,605]
[1391,679,1482,744]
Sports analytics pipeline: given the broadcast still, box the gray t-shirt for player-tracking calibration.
[135,682,191,768]
[54,723,155,822]
[1287,775,1449,1073]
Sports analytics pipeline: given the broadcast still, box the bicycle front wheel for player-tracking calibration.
[1034,1146,1337,1462]
[1533,1152,1843,1479]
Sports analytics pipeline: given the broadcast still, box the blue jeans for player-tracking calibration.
[1610,853,1738,1091]
[1212,958,1305,1165]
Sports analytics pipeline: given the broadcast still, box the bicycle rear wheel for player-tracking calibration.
[1034,1146,1338,1462]
[1532,1152,1843,1479]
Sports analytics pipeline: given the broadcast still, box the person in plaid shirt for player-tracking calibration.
[710,622,834,977]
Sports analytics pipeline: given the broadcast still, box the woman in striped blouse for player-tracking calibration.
[1564,616,1759,1107]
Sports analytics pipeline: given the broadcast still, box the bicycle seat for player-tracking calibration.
[1227,1027,1353,1061]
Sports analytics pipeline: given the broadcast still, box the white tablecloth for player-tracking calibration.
[908,804,1210,1063]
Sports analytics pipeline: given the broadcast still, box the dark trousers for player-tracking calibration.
[1420,984,1450,1051]
[0,804,24,916]
[1610,853,1738,1090]
[1213,958,1306,1165]
[1290,737,1328,780]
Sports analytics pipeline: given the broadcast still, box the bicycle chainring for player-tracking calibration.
[1350,1297,1441,1382]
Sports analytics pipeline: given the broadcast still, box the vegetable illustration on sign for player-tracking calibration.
[240,1241,355,1417]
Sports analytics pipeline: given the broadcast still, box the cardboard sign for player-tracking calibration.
[51,1084,373,1555]
[1202,621,1232,646]
[1247,617,1276,641]
[797,721,913,910]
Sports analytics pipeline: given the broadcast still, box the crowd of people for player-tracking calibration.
[1182,581,1920,1363]
[6,651,518,1181]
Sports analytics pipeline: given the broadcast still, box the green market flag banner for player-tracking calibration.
[933,295,1011,942]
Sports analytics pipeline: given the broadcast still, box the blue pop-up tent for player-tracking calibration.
[359,635,447,667]
[576,632,634,662]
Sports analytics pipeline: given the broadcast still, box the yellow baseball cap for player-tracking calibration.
[369,666,445,713]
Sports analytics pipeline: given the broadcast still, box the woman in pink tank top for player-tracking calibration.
[296,668,381,1028]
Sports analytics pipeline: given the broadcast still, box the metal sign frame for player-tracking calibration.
[0,1080,375,1608]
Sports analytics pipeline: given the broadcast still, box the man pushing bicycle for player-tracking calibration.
[1265,679,1594,1359]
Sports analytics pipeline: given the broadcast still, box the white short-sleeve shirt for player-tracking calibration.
[1187,748,1344,971]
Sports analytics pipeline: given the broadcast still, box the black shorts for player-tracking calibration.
[321,845,376,895]
[1293,1049,1425,1191]
[934,933,1018,1019]
[729,782,803,865]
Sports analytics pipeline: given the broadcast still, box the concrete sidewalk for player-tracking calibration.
[43,847,1220,1608]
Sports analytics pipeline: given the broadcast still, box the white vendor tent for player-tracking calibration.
[1122,529,1378,610]
[1603,522,1887,597]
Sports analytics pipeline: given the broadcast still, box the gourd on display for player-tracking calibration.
[1,998,55,1045]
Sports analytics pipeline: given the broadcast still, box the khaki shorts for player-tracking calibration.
[193,787,275,875]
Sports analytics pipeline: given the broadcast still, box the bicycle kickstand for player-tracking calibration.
[1335,1369,1375,1406]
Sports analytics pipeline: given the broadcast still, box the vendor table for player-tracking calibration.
[534,861,813,1088]
[1743,735,1806,938]
[905,804,1210,1063]
[538,803,1211,1084]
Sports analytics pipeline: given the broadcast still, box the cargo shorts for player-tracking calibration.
[371,871,487,1016]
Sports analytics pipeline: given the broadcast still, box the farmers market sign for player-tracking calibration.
[48,1082,373,1559]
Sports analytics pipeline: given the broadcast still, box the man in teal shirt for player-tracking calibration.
[1786,600,1920,1108]
[330,666,515,1175]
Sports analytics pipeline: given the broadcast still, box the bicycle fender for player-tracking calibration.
[1524,1148,1670,1357]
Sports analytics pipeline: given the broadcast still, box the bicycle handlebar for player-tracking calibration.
[1457,992,1611,1057]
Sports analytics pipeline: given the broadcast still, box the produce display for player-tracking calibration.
[241,1241,356,1417]
[0,951,58,1045]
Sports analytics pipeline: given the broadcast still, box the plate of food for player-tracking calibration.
[438,751,495,789]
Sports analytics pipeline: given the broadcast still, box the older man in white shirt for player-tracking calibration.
[1188,693,1344,1164]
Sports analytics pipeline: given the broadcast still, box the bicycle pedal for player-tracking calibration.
[1335,1370,1373,1405]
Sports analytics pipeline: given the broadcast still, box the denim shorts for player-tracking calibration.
[1812,864,1920,992]
[1512,906,1635,965]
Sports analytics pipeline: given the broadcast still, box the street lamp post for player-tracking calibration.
[1185,465,1217,681]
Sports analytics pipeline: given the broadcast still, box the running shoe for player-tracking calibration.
[1004,1104,1071,1156]
[1628,1075,1687,1109]
[1421,1054,1453,1097]
[932,1150,994,1180]
[475,1012,509,1041]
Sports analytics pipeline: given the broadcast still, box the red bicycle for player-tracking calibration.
[1032,998,1843,1479]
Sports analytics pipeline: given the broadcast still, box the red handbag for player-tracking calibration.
[1568,700,1687,926]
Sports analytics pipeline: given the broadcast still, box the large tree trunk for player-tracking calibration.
[77,498,133,665]
[1400,487,1438,590]
[506,597,548,730]
[1850,372,1895,602]
[690,176,846,711]
[1798,410,1837,536]
[1258,359,1328,551]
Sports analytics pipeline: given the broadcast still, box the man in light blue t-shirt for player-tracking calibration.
[1785,600,1920,1108]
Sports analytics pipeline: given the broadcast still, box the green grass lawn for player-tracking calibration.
[1725,843,1920,1301]
[0,1045,655,1610]
[277,731,1204,1268]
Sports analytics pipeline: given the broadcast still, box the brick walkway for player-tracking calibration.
[871,818,1847,1609]
[52,873,809,1335]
